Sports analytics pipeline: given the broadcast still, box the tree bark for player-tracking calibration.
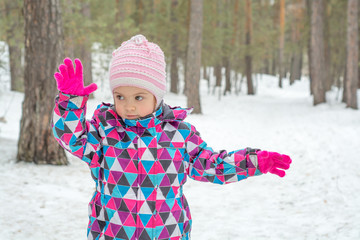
[345,0,358,109]
[245,0,254,95]
[185,0,203,113]
[310,0,326,105]
[18,0,67,164]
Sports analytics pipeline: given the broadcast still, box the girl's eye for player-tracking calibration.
[116,95,124,100]
[135,96,143,101]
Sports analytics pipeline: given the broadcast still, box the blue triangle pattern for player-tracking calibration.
[65,111,80,121]
[141,187,153,199]
[105,157,116,169]
[54,119,65,130]
[139,213,152,226]
[123,226,136,239]
[142,160,154,173]
[118,185,130,197]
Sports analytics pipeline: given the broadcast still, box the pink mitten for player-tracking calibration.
[257,151,292,177]
[54,58,97,96]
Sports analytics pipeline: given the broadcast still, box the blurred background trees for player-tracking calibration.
[0,0,359,164]
[1,0,358,107]
[0,0,24,92]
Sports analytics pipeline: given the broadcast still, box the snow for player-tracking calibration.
[1,43,360,239]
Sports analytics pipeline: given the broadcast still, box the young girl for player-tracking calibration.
[52,35,291,240]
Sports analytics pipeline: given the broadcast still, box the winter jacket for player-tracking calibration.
[52,92,262,240]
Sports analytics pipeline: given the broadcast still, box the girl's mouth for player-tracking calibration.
[126,115,139,119]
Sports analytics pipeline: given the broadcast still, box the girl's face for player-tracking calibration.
[113,86,156,120]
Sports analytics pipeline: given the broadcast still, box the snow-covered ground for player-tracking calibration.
[1,44,360,239]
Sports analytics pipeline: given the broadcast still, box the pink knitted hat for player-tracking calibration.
[109,34,166,107]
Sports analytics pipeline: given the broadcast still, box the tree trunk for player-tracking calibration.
[305,0,313,95]
[310,0,326,105]
[271,51,277,76]
[223,57,231,95]
[18,0,67,164]
[245,0,254,95]
[345,0,358,109]
[343,61,347,103]
[278,0,285,88]
[183,0,191,95]
[213,63,222,96]
[290,53,302,84]
[358,65,360,89]
[185,0,203,113]
[170,0,179,94]
[323,0,332,91]
[290,0,304,85]
[263,58,270,75]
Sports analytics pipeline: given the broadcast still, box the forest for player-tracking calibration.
[0,0,359,165]
[1,1,360,239]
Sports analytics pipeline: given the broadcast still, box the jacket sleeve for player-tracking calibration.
[52,92,102,179]
[185,124,262,184]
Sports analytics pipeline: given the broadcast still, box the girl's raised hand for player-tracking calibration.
[257,151,292,177]
[54,58,97,96]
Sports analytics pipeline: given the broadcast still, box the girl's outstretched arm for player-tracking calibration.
[185,125,291,184]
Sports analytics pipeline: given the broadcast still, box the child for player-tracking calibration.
[52,35,291,240]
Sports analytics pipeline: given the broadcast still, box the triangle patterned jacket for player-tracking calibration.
[52,92,261,240]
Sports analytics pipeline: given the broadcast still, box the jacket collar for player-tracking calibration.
[121,106,163,128]
[100,102,193,129]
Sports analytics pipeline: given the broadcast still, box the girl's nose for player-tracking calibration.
[125,103,135,111]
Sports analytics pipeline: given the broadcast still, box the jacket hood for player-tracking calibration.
[161,103,193,122]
